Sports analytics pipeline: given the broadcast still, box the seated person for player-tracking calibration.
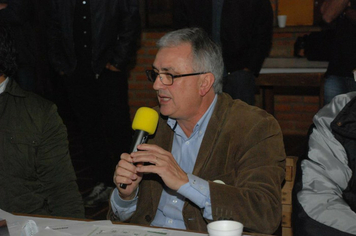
[0,23,84,218]
[109,27,286,234]
[293,92,356,235]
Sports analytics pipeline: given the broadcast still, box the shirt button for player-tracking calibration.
[168,219,173,224]
[145,215,151,222]
[83,31,87,34]
[185,141,189,145]
[173,199,178,203]
[83,16,87,19]
[83,1,86,4]
[84,45,87,48]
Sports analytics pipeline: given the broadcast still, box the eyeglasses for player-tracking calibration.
[146,70,209,86]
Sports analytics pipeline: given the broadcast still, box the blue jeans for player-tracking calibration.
[324,75,356,105]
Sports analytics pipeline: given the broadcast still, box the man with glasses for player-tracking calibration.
[109,28,285,234]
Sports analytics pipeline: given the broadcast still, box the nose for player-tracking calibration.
[153,76,165,91]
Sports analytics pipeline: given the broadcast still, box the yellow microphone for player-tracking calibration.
[120,107,159,189]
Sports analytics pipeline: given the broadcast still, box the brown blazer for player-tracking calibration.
[109,93,285,234]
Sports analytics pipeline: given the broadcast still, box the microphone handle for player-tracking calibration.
[120,130,148,189]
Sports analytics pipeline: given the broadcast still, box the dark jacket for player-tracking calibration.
[109,93,286,234]
[325,0,356,78]
[293,92,356,236]
[0,78,84,218]
[173,0,273,76]
[47,0,140,75]
[221,0,273,76]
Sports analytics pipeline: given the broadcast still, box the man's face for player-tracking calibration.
[152,43,204,121]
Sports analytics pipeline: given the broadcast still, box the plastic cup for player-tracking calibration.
[207,220,243,236]
[277,15,287,28]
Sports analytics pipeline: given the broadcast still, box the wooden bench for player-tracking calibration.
[281,156,298,236]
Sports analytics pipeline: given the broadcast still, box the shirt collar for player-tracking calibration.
[167,95,218,137]
[0,77,9,94]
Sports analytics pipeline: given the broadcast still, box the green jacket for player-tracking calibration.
[110,93,286,234]
[0,78,84,218]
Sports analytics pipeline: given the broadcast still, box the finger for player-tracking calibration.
[114,174,134,186]
[132,153,161,166]
[116,159,137,173]
[136,164,160,174]
[136,144,167,154]
[114,167,137,181]
[120,153,133,162]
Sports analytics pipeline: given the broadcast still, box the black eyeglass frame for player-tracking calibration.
[145,69,209,86]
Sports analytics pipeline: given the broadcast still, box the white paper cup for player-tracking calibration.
[207,220,243,236]
[277,15,287,28]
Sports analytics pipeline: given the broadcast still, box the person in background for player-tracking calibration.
[0,23,84,218]
[47,0,141,207]
[0,0,36,91]
[173,0,273,105]
[109,28,286,234]
[293,92,356,236]
[322,0,356,104]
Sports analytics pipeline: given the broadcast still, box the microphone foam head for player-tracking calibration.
[132,107,159,135]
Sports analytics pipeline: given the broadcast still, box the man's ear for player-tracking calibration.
[199,73,215,96]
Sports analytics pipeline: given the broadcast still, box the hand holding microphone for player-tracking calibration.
[119,107,159,189]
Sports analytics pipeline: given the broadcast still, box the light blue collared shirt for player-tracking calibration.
[110,95,218,229]
[0,77,9,94]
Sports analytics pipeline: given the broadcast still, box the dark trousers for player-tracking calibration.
[223,70,256,105]
[14,65,36,92]
[64,68,132,185]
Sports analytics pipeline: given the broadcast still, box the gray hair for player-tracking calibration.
[156,27,224,94]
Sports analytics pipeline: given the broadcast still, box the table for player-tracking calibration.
[257,58,328,115]
[0,209,274,236]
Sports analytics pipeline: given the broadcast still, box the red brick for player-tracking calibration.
[137,48,146,55]
[276,113,300,121]
[275,40,295,47]
[129,83,147,90]
[270,48,293,57]
[142,40,157,47]
[137,57,155,65]
[135,74,149,81]
[303,96,320,104]
[273,33,294,39]
[295,122,313,131]
[129,100,152,108]
[278,121,296,132]
[283,129,308,136]
[148,49,159,56]
[275,104,292,112]
[293,104,319,113]
[132,66,147,72]
[276,95,303,103]
[145,32,166,39]
[135,91,157,99]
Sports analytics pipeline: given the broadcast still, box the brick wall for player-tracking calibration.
[269,27,323,135]
[128,28,322,136]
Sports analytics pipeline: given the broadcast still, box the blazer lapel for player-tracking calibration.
[192,93,229,176]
